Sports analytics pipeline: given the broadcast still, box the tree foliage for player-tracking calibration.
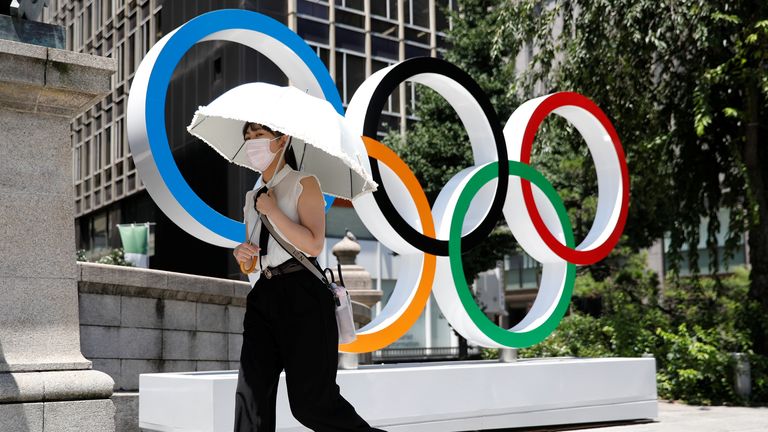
[396,0,768,353]
[383,0,525,283]
[492,0,768,354]
[514,256,762,405]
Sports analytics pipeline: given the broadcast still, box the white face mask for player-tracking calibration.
[244,137,280,172]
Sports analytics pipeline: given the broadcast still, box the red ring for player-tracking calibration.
[519,92,630,265]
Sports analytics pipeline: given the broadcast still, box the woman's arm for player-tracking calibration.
[256,176,326,257]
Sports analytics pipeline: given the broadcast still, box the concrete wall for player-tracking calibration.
[76,262,249,392]
[76,262,374,431]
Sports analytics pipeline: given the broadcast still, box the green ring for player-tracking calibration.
[449,161,576,348]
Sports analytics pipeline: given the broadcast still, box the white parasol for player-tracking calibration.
[186,82,377,200]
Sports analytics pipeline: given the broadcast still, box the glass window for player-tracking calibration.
[155,10,163,41]
[94,0,101,30]
[345,54,365,103]
[113,45,125,82]
[94,134,102,170]
[371,18,398,37]
[93,212,108,250]
[67,23,73,50]
[317,46,330,70]
[128,34,136,74]
[405,26,430,45]
[371,0,388,18]
[372,36,398,60]
[297,18,329,44]
[84,4,92,41]
[75,146,81,181]
[142,22,150,56]
[436,34,448,51]
[411,0,430,28]
[405,82,415,115]
[84,140,91,177]
[297,0,329,20]
[104,0,113,21]
[504,253,543,290]
[309,45,332,79]
[344,0,364,11]
[335,8,364,28]
[378,114,400,134]
[373,60,400,113]
[104,127,112,163]
[391,84,400,114]
[335,27,364,52]
[77,13,84,48]
[405,43,430,59]
[661,209,748,275]
[115,119,124,158]
[436,0,451,31]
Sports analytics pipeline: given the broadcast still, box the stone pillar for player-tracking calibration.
[332,231,382,367]
[0,39,117,431]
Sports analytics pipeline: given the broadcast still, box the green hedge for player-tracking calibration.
[482,251,767,406]
[76,247,134,267]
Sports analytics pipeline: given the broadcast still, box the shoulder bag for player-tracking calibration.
[255,189,357,344]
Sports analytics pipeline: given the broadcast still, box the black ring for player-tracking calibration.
[362,57,509,256]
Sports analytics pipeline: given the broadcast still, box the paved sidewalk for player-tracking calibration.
[573,401,768,432]
[480,401,768,432]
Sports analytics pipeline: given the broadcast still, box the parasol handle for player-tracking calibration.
[240,255,258,274]
[240,213,260,274]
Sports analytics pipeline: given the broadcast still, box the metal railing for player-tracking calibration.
[371,346,482,363]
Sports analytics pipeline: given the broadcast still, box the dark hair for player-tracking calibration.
[242,122,298,170]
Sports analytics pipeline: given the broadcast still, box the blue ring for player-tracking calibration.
[145,9,340,243]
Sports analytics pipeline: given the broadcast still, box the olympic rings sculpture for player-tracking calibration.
[127,9,629,353]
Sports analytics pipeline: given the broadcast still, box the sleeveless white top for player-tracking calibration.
[244,164,322,287]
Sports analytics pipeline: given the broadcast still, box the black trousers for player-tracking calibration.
[234,267,386,431]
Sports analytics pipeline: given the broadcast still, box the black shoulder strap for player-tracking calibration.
[258,212,330,286]
[256,186,270,257]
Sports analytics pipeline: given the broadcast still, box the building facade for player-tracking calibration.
[47,0,461,354]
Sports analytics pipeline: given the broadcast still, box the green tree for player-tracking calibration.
[399,0,767,356]
[384,0,523,285]
[490,0,768,355]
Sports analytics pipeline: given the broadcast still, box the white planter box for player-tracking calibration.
[139,357,658,431]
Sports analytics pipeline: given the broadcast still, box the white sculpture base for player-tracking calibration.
[139,357,657,431]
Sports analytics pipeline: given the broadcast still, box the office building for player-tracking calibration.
[47,0,461,355]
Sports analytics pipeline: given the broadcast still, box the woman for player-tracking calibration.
[232,122,385,432]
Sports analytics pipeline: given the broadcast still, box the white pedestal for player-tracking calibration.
[139,358,658,431]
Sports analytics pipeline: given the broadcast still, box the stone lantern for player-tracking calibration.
[332,230,382,368]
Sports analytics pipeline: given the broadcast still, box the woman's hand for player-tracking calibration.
[255,189,278,217]
[233,242,260,265]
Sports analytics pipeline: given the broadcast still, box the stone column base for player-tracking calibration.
[0,399,115,431]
